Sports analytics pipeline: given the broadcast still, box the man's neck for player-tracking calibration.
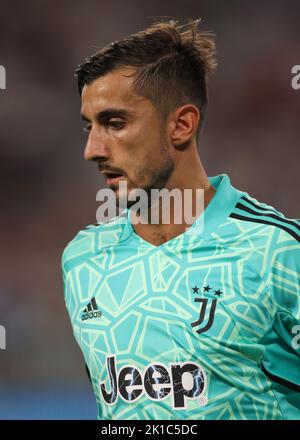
[130,167,216,246]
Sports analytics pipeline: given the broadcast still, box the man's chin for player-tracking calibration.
[115,198,136,211]
[110,181,151,211]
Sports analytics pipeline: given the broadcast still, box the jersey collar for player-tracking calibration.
[118,174,245,247]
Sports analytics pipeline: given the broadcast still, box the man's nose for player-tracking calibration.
[83,128,111,162]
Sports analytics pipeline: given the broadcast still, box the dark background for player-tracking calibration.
[0,0,299,419]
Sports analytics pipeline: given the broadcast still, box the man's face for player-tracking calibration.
[80,67,175,208]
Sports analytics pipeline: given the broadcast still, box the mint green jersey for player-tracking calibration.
[61,174,300,420]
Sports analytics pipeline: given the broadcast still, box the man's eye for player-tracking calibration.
[108,120,125,130]
[83,125,91,133]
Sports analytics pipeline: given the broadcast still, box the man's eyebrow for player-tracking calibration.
[81,108,135,123]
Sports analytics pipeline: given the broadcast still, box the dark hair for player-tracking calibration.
[74,18,217,141]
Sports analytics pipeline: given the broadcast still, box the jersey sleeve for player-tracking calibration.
[61,226,97,345]
[260,227,300,391]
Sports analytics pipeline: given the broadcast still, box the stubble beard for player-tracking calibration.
[115,144,175,220]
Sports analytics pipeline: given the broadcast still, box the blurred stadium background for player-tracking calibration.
[0,0,299,419]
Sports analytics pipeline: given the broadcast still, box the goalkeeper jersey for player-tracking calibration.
[61,173,300,420]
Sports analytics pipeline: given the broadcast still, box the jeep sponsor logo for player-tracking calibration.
[99,355,207,409]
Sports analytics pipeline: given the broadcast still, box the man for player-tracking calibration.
[62,18,300,420]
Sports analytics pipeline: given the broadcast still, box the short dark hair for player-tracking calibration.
[74,18,217,142]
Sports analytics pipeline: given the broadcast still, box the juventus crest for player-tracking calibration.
[190,285,222,334]
[191,298,217,334]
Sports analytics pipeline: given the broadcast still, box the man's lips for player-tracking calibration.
[106,174,124,185]
[100,171,125,185]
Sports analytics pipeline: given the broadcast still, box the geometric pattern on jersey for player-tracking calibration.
[62,174,300,420]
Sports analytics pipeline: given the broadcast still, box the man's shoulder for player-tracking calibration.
[229,191,300,245]
[61,212,128,273]
[224,191,300,283]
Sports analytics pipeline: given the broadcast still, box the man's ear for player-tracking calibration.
[169,104,200,147]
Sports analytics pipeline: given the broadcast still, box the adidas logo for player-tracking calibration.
[81,297,102,321]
